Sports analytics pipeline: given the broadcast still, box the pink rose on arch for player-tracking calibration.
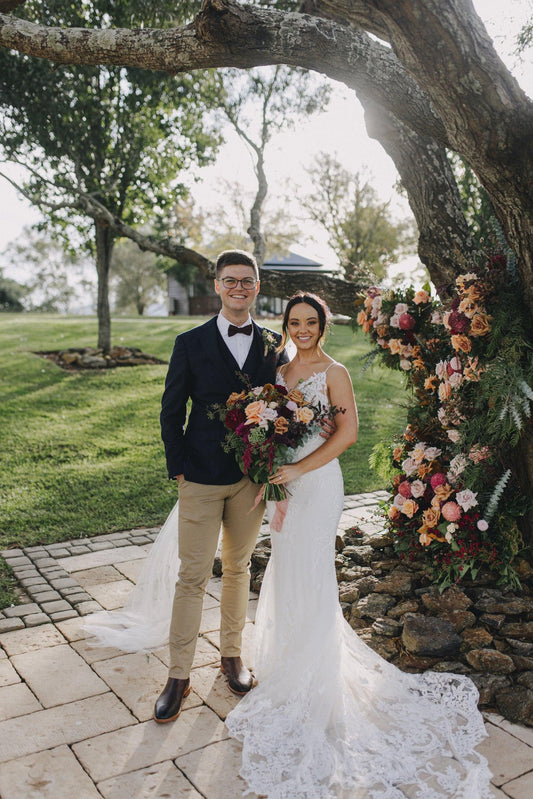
[456,489,478,512]
[394,302,409,315]
[430,472,447,490]
[398,480,412,498]
[435,360,447,380]
[447,429,461,443]
[441,501,462,522]
[413,289,430,305]
[410,479,426,498]
[399,313,416,331]
[402,457,418,477]
[448,372,462,388]
[399,359,412,371]
[477,519,489,531]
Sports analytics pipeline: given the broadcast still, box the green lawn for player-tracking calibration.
[0,314,406,602]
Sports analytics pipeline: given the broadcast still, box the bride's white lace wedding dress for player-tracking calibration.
[85,367,492,798]
[225,368,492,799]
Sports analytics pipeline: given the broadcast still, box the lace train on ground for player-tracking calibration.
[83,500,180,652]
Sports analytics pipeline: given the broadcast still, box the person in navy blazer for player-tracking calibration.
[155,249,288,722]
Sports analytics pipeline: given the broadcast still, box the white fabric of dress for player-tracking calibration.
[225,368,492,799]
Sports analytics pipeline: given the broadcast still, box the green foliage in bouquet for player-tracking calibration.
[355,252,533,590]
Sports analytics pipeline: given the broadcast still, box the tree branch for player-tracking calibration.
[0,1,448,146]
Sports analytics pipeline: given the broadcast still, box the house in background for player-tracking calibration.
[166,251,336,316]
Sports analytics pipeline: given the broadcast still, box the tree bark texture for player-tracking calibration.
[94,221,114,353]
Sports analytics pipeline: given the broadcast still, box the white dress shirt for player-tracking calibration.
[217,312,254,369]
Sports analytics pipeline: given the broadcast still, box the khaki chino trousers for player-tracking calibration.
[168,476,265,678]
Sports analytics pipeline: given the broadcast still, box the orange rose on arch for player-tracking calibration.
[451,334,472,353]
[401,499,419,518]
[423,507,441,528]
[434,482,454,502]
[469,312,492,337]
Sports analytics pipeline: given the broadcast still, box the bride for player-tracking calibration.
[85,291,492,798]
[225,292,491,799]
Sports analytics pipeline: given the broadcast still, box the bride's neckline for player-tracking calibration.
[277,364,334,393]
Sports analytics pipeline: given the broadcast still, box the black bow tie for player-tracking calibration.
[228,323,253,337]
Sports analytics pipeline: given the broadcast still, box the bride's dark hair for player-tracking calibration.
[278,292,331,352]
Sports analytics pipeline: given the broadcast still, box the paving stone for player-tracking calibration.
[0,623,66,656]
[45,548,70,558]
[0,693,136,763]
[189,663,241,720]
[12,644,108,707]
[4,556,32,567]
[77,600,105,616]
[69,546,91,554]
[176,737,260,799]
[60,586,89,597]
[19,577,47,589]
[23,546,46,555]
[49,577,78,590]
[97,760,203,799]
[40,599,73,614]
[73,704,227,783]
[113,559,146,583]
[0,618,25,633]
[31,557,57,568]
[129,535,152,546]
[502,770,533,798]
[0,659,21,687]
[70,593,94,605]
[74,565,124,587]
[58,545,147,573]
[0,682,42,721]
[72,638,129,664]
[93,651,202,722]
[55,616,92,642]
[85,579,134,610]
[0,744,103,798]
[29,590,61,603]
[89,541,117,551]
[24,613,51,627]
[1,548,23,558]
[50,609,78,622]
[477,722,533,787]
[4,603,40,618]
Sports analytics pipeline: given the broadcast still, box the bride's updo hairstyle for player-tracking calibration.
[278,292,331,352]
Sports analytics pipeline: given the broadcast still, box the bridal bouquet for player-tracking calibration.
[210,381,333,501]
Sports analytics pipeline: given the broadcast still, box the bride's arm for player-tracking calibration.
[270,365,358,484]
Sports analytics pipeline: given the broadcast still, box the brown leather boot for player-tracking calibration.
[153,677,191,723]
[220,656,254,695]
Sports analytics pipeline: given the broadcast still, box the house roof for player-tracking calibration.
[263,252,323,268]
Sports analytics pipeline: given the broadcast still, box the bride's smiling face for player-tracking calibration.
[287,303,321,351]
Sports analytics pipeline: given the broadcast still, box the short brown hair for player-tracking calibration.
[215,249,259,279]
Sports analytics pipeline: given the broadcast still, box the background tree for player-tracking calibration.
[1,226,94,313]
[0,0,220,350]
[111,238,166,316]
[303,153,415,280]
[0,268,26,311]
[217,65,329,265]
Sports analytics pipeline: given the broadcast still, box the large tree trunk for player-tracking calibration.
[248,146,267,268]
[94,220,114,352]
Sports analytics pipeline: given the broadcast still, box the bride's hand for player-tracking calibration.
[269,463,304,484]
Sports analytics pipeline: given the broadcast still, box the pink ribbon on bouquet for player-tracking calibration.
[250,486,289,532]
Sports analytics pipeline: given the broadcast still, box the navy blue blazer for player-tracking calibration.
[160,316,288,484]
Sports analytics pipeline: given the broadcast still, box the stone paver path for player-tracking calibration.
[1,492,532,798]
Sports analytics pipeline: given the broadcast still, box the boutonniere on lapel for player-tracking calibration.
[261,329,277,358]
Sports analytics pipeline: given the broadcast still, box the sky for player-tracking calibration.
[0,0,532,279]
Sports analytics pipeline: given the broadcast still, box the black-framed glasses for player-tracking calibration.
[219,277,258,290]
